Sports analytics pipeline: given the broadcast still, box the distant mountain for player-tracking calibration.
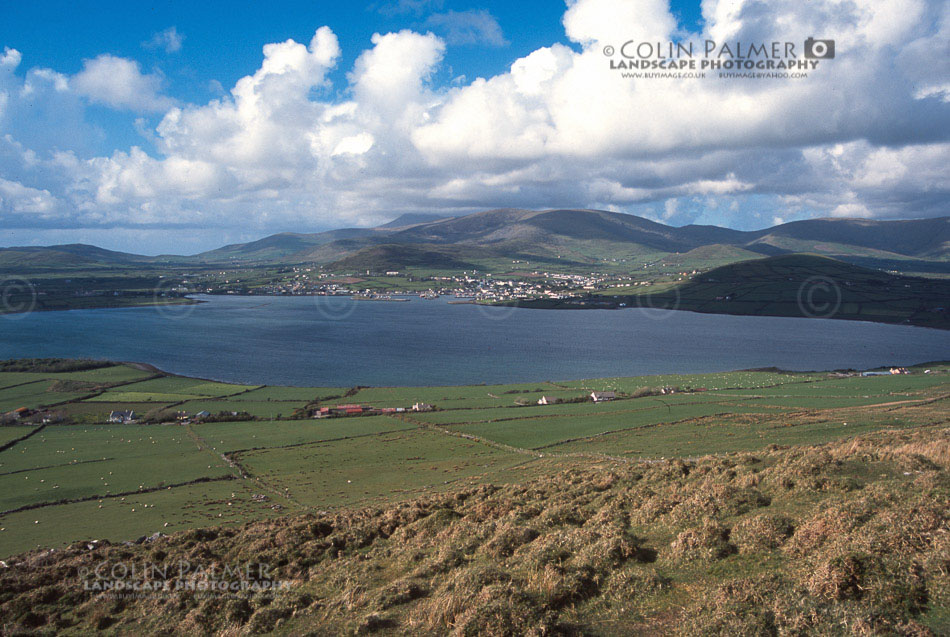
[325,244,482,272]
[314,210,948,271]
[392,209,690,252]
[1,210,946,271]
[191,231,370,263]
[376,213,452,229]
[659,244,765,269]
[746,217,950,259]
[0,244,152,267]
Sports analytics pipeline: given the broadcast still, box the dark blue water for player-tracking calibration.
[1,295,947,386]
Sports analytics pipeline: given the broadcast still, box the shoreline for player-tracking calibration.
[5,356,943,390]
[6,292,948,332]
[499,297,950,331]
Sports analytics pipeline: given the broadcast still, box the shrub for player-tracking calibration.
[731,514,794,554]
[668,522,736,563]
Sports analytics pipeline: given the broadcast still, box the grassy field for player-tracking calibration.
[239,428,531,509]
[3,425,948,634]
[0,359,947,570]
[193,416,417,453]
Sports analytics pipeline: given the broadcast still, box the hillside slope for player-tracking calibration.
[3,211,945,269]
[2,426,947,634]
[649,254,950,328]
[515,254,950,329]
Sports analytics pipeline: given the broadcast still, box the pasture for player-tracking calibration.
[0,359,947,559]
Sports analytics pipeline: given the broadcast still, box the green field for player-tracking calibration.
[0,359,947,561]
[177,399,309,419]
[193,416,417,452]
[0,426,33,446]
[229,385,344,402]
[0,425,232,511]
[238,428,530,508]
[99,376,258,397]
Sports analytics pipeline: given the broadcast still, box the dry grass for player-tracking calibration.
[0,426,948,635]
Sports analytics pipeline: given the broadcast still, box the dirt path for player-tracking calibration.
[183,423,303,510]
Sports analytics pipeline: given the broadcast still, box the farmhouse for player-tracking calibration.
[413,403,433,412]
[108,410,136,424]
[591,391,616,402]
[538,396,562,405]
[313,404,377,418]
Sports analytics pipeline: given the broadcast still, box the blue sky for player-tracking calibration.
[0,0,700,156]
[0,0,946,253]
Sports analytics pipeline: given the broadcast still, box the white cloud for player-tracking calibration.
[376,0,443,17]
[1,48,21,69]
[684,176,753,196]
[563,0,676,45]
[831,202,873,218]
[0,0,947,250]
[424,10,507,47]
[72,54,175,112]
[0,176,58,214]
[144,27,184,53]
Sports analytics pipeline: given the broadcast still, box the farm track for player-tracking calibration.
[393,412,637,465]
[184,423,304,511]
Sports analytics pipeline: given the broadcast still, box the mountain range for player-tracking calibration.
[2,209,948,272]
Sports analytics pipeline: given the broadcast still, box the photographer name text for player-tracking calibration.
[604,38,835,76]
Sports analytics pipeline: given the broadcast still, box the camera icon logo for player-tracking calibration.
[804,37,835,59]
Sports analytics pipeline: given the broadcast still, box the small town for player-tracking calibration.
[226,268,672,303]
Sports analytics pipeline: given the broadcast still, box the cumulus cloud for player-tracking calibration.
[72,54,175,112]
[563,0,676,44]
[0,0,947,251]
[0,176,58,215]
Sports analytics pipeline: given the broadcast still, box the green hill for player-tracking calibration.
[2,211,946,269]
[324,244,483,272]
[637,254,950,328]
[520,254,950,329]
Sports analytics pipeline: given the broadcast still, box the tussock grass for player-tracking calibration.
[1,426,948,634]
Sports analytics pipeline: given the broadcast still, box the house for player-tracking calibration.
[591,391,616,402]
[889,367,908,375]
[538,396,562,405]
[193,410,212,421]
[108,410,136,424]
[333,404,365,416]
[413,403,433,412]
